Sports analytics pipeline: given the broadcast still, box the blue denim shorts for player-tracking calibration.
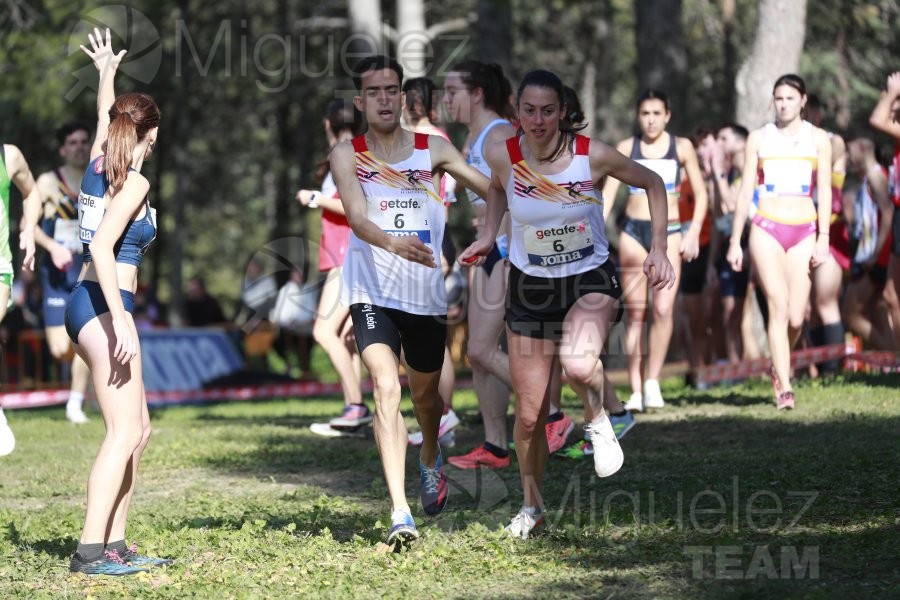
[64,280,135,343]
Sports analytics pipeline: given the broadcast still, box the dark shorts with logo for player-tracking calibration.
[506,260,623,341]
[349,303,447,373]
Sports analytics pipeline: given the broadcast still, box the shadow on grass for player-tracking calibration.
[5,522,74,559]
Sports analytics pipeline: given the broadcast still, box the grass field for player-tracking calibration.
[1,371,898,599]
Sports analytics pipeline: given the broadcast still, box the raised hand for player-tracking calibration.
[80,27,127,74]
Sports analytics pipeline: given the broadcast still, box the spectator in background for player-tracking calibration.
[234,257,278,327]
[270,267,318,376]
[185,276,226,327]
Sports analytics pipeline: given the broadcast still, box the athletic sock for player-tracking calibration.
[66,391,85,412]
[106,539,127,555]
[546,411,563,423]
[75,542,105,562]
[483,442,509,458]
[820,323,845,374]
[0,408,7,426]
[808,325,825,348]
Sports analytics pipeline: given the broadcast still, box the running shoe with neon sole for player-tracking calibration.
[505,506,544,540]
[642,379,665,409]
[585,414,624,478]
[120,543,173,567]
[419,448,449,515]
[329,403,373,428]
[776,391,795,411]
[546,412,575,454]
[559,439,594,459]
[386,509,418,546]
[408,409,460,446]
[448,445,511,470]
[623,392,643,412]
[609,411,636,440]
[69,550,149,576]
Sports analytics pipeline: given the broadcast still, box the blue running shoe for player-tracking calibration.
[69,550,149,576]
[386,509,418,546]
[609,411,636,440]
[419,447,448,515]
[121,543,174,567]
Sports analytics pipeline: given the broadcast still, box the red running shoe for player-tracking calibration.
[448,445,511,469]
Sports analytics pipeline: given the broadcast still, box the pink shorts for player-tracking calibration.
[751,213,816,252]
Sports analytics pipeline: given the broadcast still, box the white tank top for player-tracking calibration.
[467,118,509,206]
[341,133,447,315]
[505,134,609,277]
[756,121,818,199]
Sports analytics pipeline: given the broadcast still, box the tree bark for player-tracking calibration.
[635,0,687,131]
[735,0,807,130]
[348,0,383,57]
[395,0,427,77]
[721,0,737,117]
[475,0,513,79]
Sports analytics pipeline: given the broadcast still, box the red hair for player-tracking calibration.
[105,93,160,188]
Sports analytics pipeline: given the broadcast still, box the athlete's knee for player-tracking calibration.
[560,358,597,388]
[514,407,543,438]
[107,426,145,455]
[312,321,337,345]
[466,341,495,371]
[371,374,401,403]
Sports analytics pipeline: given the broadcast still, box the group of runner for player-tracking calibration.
[2,26,899,573]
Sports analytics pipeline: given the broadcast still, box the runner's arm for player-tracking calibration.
[80,28,127,161]
[868,166,894,266]
[429,136,491,200]
[868,72,900,140]
[5,145,41,271]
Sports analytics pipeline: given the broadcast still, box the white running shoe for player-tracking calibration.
[505,506,544,540]
[408,409,460,446]
[643,379,665,409]
[585,413,624,478]
[0,422,15,457]
[623,392,643,412]
[66,408,89,424]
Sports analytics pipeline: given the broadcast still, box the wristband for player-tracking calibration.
[308,192,319,208]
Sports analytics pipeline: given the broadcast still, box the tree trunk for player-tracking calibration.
[348,0,383,56]
[395,0,427,77]
[721,0,737,117]
[833,26,850,130]
[581,0,614,140]
[635,0,687,131]
[735,0,807,130]
[475,0,512,79]
[169,0,191,326]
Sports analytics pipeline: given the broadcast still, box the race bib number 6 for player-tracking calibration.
[368,197,431,243]
[524,220,593,267]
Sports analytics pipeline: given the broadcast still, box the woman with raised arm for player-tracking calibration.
[602,90,708,412]
[868,71,900,347]
[297,99,370,437]
[458,70,675,539]
[727,74,833,410]
[65,29,170,575]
